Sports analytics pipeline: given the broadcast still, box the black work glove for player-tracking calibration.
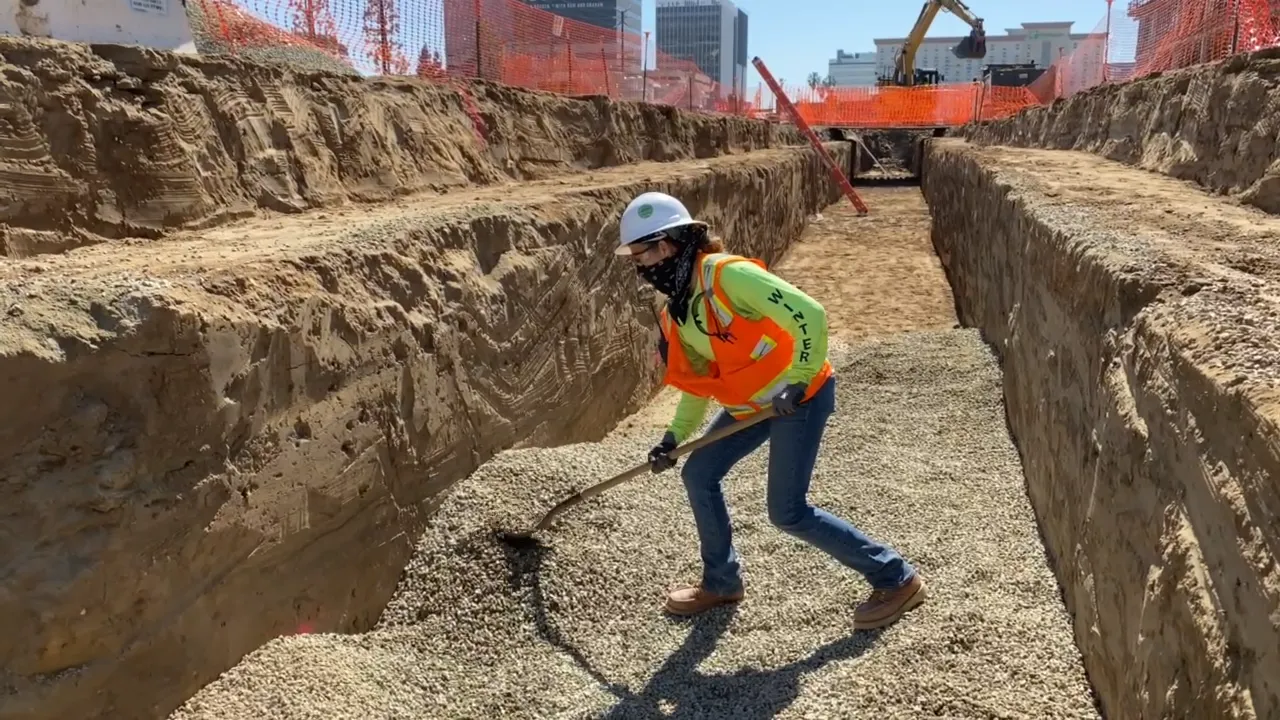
[771,382,810,416]
[648,432,678,473]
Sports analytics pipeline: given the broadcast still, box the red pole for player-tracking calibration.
[642,30,650,102]
[378,0,390,75]
[1103,0,1113,83]
[602,47,611,96]
[566,36,573,93]
[751,56,868,215]
[473,0,483,79]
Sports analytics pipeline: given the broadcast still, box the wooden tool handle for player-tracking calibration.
[668,406,777,459]
[531,407,777,531]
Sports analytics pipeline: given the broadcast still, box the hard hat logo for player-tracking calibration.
[638,204,654,219]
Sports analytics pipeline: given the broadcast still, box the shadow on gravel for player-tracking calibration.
[499,534,885,719]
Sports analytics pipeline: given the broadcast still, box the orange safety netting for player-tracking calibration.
[190,0,755,115]
[189,0,1280,129]
[787,84,1042,128]
[1022,0,1279,106]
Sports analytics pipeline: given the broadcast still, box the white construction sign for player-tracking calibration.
[1,0,199,54]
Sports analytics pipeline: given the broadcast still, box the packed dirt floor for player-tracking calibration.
[171,188,1099,719]
[775,191,958,339]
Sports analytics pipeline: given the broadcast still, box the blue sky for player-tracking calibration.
[637,0,1125,88]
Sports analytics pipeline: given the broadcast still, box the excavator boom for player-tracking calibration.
[888,0,987,87]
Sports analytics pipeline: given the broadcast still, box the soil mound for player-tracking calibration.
[965,47,1280,214]
[0,36,797,257]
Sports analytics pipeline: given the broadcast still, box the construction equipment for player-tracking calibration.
[497,407,777,545]
[982,62,1046,88]
[878,0,987,87]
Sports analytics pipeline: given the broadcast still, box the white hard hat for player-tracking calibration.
[615,192,706,255]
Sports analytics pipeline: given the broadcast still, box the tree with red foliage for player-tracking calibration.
[290,0,336,41]
[289,0,349,58]
[364,0,408,75]
[416,45,447,79]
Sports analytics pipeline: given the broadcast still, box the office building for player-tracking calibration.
[827,49,877,87]
[874,21,1105,87]
[519,0,642,37]
[447,0,643,78]
[655,0,748,98]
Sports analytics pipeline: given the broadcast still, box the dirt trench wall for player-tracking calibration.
[964,48,1280,214]
[922,139,1280,719]
[0,35,799,257]
[0,143,846,720]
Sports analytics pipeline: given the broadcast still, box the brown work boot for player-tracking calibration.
[663,583,744,616]
[854,573,927,630]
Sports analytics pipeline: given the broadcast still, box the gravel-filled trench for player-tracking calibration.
[171,327,1098,719]
[167,190,1098,718]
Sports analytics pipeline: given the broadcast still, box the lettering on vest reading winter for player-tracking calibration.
[767,286,810,363]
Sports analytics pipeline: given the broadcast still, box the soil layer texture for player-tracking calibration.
[0,106,842,720]
[924,139,1280,720]
[0,35,799,258]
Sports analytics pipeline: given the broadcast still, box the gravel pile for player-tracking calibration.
[185,1,360,76]
[171,329,1099,719]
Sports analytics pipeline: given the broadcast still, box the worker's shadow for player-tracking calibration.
[500,539,884,720]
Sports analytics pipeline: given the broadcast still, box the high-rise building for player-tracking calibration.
[827,49,877,87]
[655,0,748,98]
[519,0,642,37]
[735,8,748,85]
[874,21,1105,87]
[446,0,644,80]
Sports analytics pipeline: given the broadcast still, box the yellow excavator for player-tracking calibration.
[879,0,987,87]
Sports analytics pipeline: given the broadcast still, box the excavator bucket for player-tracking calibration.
[952,26,987,59]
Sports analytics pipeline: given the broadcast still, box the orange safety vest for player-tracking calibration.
[660,253,833,418]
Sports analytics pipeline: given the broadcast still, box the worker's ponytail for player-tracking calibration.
[682,223,725,253]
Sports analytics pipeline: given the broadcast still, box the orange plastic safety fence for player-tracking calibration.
[1020,0,1280,105]
[188,0,758,114]
[1126,0,1277,76]
[789,0,1280,128]
[792,84,976,128]
[189,0,1280,129]
[440,0,755,112]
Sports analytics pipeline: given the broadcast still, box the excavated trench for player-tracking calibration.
[921,49,1280,718]
[4,36,1280,720]
[163,185,1105,720]
[922,138,1280,720]
[0,36,835,720]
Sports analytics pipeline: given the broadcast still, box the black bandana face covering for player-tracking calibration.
[636,237,700,325]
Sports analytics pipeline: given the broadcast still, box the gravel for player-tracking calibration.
[185,0,361,76]
[170,329,1099,720]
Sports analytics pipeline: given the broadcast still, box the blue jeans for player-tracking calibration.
[680,376,916,595]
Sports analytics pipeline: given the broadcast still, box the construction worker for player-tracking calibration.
[616,191,926,629]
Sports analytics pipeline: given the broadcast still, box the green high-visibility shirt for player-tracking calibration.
[664,255,829,444]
